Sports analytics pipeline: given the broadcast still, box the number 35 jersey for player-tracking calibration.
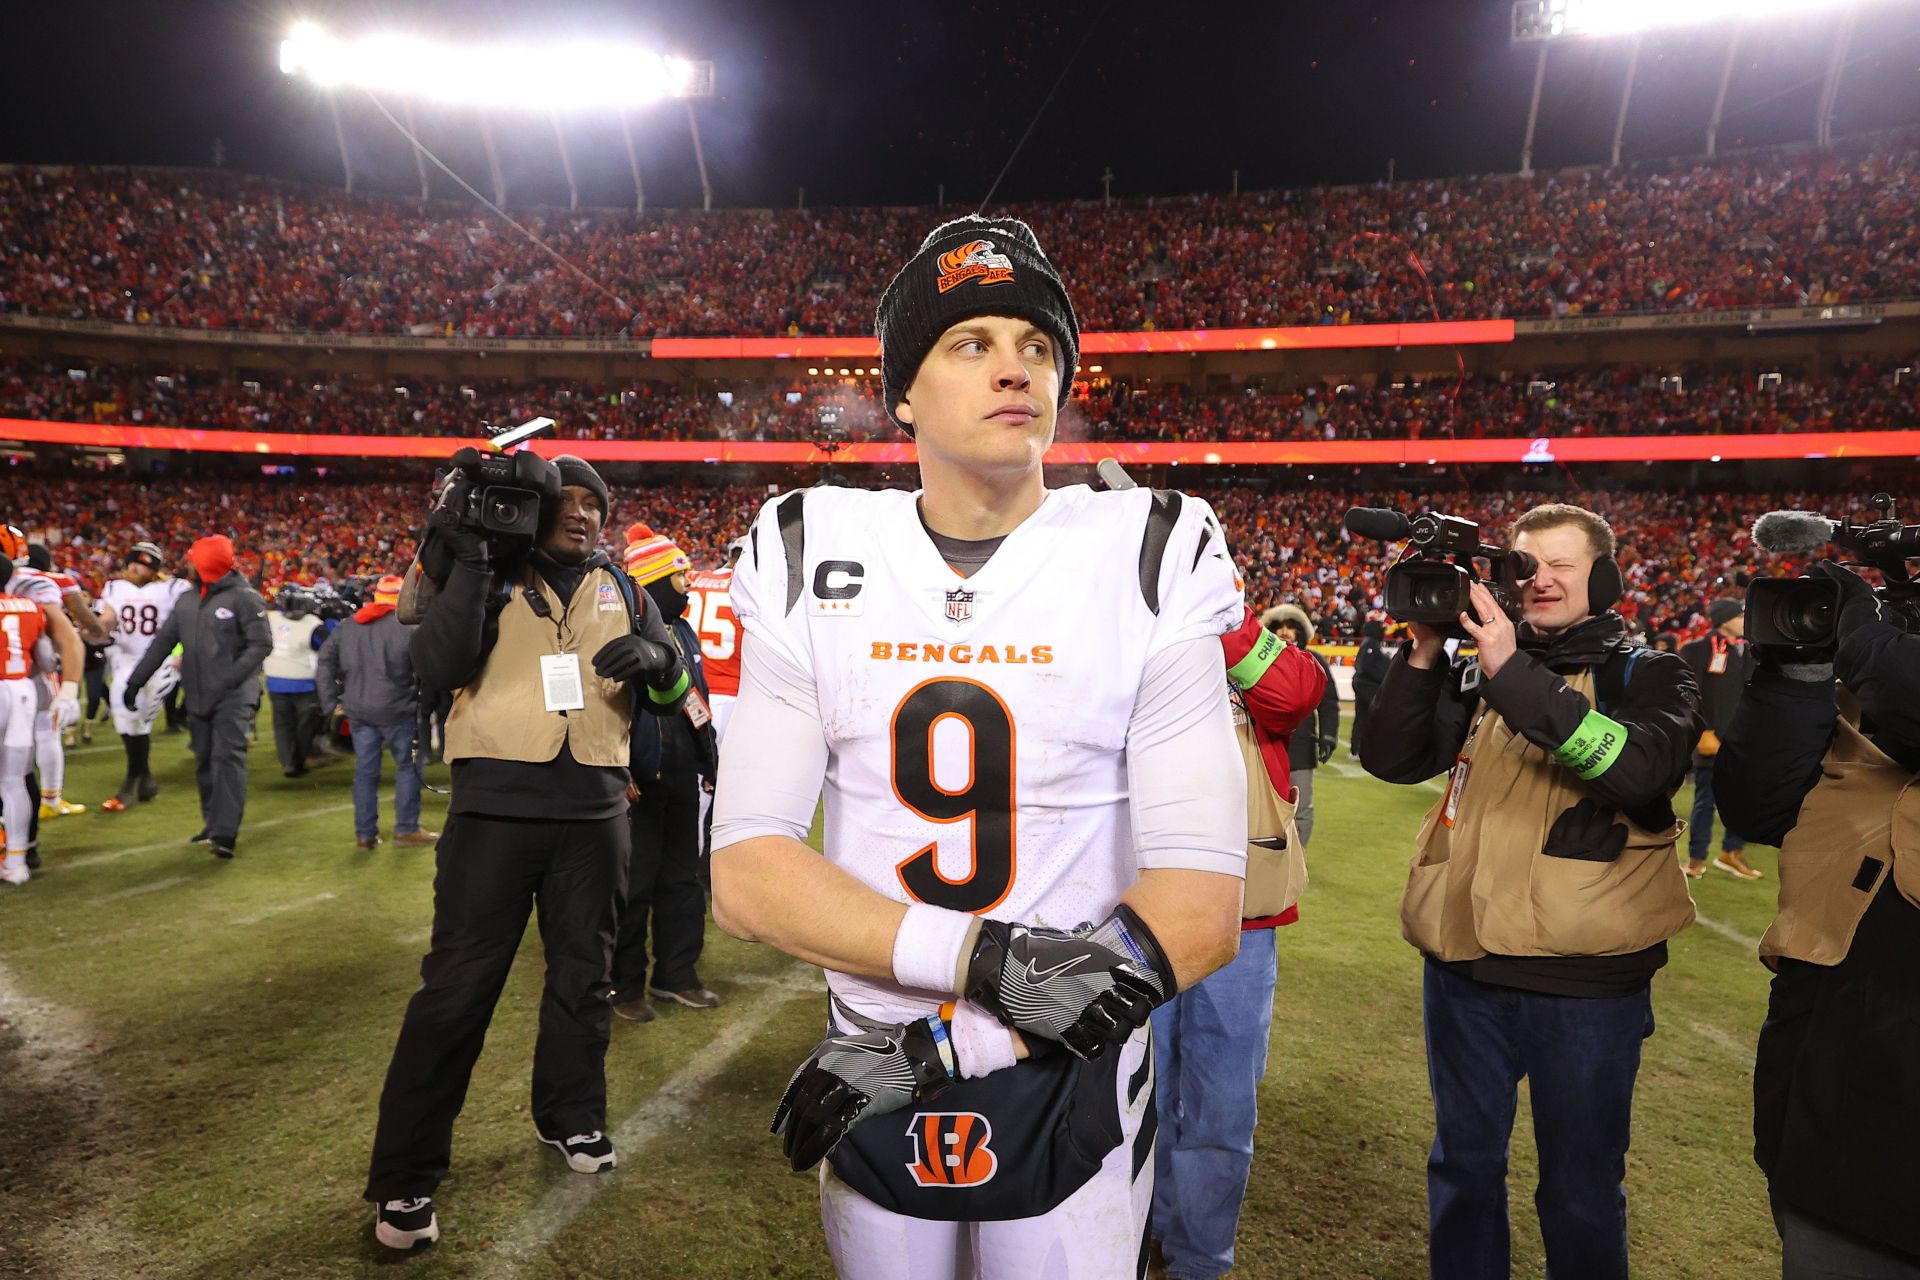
[728,484,1244,1018]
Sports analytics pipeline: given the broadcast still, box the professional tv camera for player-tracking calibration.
[1343,507,1539,640]
[1747,493,1920,648]
[403,418,563,624]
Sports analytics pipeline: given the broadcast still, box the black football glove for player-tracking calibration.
[770,1014,956,1173]
[1317,736,1337,765]
[591,634,676,687]
[1811,560,1886,648]
[121,680,144,711]
[964,904,1175,1061]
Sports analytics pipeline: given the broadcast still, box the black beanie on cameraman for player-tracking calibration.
[874,215,1080,434]
[549,454,610,521]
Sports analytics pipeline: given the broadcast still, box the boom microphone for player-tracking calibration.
[1095,458,1138,492]
[1753,511,1841,554]
[1343,507,1413,542]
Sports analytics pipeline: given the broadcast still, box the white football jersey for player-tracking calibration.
[729,484,1243,1022]
[3,571,61,613]
[99,577,182,664]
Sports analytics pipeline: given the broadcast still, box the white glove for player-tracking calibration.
[54,680,82,730]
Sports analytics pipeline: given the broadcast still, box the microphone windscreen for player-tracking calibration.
[1344,507,1413,541]
[1752,511,1839,554]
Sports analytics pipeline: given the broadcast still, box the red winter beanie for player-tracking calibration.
[188,535,236,595]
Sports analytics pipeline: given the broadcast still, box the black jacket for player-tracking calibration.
[1718,621,1920,1258]
[1352,637,1391,700]
[1365,612,1703,995]
[1679,632,1754,741]
[1288,648,1339,772]
[630,613,718,800]
[128,572,272,716]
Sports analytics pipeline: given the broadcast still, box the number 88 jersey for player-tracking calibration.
[729,484,1242,1013]
[99,576,183,667]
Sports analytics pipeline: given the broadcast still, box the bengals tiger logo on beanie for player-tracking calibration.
[874,215,1080,435]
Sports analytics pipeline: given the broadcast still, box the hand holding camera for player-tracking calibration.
[1344,507,1535,642]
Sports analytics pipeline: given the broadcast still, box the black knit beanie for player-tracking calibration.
[874,215,1080,434]
[550,454,610,521]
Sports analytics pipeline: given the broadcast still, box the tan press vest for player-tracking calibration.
[1401,667,1696,961]
[444,564,635,768]
[1760,714,1920,968]
[1232,700,1307,918]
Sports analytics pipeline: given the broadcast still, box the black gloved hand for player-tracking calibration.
[427,463,492,569]
[1317,736,1337,765]
[769,1015,956,1173]
[121,680,144,711]
[1811,560,1886,647]
[965,905,1174,1061]
[592,634,675,686]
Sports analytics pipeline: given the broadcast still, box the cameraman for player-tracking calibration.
[1363,503,1702,1280]
[363,453,688,1252]
[1717,561,1920,1276]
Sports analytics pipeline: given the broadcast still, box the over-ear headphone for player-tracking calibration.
[1588,555,1623,613]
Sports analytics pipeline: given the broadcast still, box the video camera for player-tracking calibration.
[1343,507,1538,640]
[1747,493,1920,648]
[428,418,559,545]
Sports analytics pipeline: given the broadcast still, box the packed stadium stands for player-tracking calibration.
[4,135,1918,339]
[8,472,1828,644]
[4,357,1914,442]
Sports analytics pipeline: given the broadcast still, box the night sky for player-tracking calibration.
[6,0,1920,211]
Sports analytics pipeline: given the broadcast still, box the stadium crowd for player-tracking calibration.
[3,137,1918,338]
[8,471,1828,644]
[5,358,1914,443]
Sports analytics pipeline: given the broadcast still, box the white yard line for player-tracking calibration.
[45,802,358,872]
[88,875,191,906]
[1685,1019,1751,1061]
[478,968,823,1277]
[1691,911,1762,953]
[234,892,338,926]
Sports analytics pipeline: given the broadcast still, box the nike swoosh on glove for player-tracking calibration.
[591,634,675,686]
[770,1015,956,1172]
[965,905,1175,1061]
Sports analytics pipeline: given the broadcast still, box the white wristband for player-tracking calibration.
[58,680,80,701]
[950,999,1019,1079]
[891,902,978,996]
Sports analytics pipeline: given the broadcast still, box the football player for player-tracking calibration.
[95,541,184,810]
[0,538,80,882]
[684,535,744,857]
[24,542,107,816]
[710,217,1249,1279]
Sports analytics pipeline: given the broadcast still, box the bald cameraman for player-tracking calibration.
[364,451,688,1252]
[1363,503,1702,1280]
[1719,556,1920,1278]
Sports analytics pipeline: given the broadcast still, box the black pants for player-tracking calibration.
[1351,687,1377,763]
[613,790,707,999]
[84,663,108,721]
[365,810,629,1202]
[269,690,322,774]
[187,699,254,844]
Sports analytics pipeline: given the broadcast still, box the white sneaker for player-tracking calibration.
[374,1197,438,1250]
[0,860,28,886]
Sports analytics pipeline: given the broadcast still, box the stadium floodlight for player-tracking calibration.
[278,23,713,109]
[1514,0,1873,41]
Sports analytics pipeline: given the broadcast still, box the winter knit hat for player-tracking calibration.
[187,535,235,587]
[623,523,690,586]
[374,574,405,606]
[550,454,610,520]
[1707,598,1744,628]
[874,215,1080,433]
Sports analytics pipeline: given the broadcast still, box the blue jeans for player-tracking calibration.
[1423,961,1654,1280]
[1688,762,1746,861]
[351,719,421,841]
[1150,927,1278,1280]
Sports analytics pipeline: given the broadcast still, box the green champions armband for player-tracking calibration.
[1227,628,1285,689]
[1553,710,1628,780]
[648,669,691,704]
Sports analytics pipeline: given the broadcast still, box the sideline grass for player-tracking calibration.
[0,721,1782,1277]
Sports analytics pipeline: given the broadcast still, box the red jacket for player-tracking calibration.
[1220,606,1329,929]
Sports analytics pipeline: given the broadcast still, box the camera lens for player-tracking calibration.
[1408,573,1466,617]
[1766,592,1835,647]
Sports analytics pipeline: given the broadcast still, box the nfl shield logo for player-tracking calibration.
[944,587,974,624]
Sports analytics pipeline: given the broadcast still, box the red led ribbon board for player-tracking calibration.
[649,319,1516,360]
[3,418,1915,465]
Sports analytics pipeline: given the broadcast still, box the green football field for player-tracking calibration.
[0,719,1783,1279]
